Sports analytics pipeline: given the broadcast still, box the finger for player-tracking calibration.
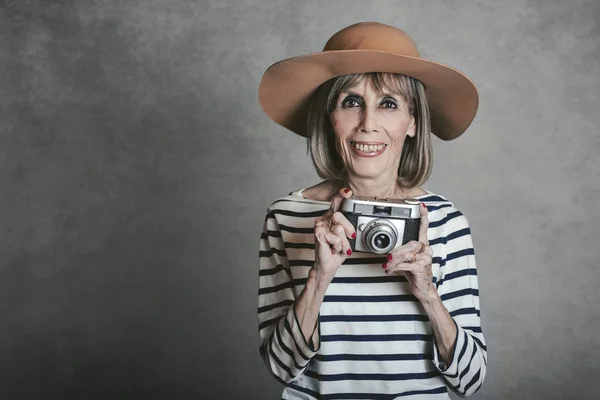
[386,246,432,271]
[314,219,330,230]
[388,240,422,261]
[418,202,429,246]
[331,211,356,239]
[384,260,417,274]
[330,187,353,213]
[330,223,352,255]
[314,226,331,244]
[324,232,344,253]
[406,253,433,267]
[400,251,417,264]
[420,245,433,258]
[385,259,431,274]
[404,250,432,265]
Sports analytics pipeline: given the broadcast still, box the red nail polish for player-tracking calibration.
[344,188,350,193]
[421,203,426,208]
[351,232,356,239]
[382,263,387,269]
[346,249,352,256]
[387,254,393,261]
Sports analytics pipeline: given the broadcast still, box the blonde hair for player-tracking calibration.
[306,72,433,188]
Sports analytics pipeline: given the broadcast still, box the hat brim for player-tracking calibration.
[258,50,479,141]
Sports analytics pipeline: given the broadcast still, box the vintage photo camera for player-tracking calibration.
[340,196,422,254]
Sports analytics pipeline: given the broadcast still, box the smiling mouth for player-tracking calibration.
[350,141,387,155]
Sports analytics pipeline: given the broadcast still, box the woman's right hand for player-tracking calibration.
[312,188,356,282]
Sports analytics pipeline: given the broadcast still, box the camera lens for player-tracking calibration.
[363,219,398,254]
[373,233,391,250]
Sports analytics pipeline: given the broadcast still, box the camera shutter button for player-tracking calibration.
[404,198,420,205]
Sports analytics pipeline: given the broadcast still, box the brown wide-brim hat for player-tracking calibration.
[258,22,479,141]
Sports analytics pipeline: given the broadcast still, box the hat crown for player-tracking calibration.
[323,22,420,57]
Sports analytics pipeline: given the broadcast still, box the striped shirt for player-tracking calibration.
[258,189,487,399]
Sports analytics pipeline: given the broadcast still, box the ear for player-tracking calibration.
[406,116,417,138]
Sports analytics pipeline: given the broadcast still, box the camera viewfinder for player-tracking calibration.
[373,206,392,216]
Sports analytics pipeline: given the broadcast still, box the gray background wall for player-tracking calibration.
[0,0,598,399]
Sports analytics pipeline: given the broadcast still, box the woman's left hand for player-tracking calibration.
[383,202,437,303]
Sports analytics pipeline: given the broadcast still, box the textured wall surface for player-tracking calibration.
[0,0,599,399]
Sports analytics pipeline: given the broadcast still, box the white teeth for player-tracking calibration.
[352,142,385,153]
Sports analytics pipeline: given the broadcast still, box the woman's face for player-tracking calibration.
[330,78,415,181]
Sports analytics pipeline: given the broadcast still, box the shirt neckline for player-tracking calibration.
[293,188,434,203]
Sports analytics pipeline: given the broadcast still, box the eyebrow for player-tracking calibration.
[342,91,399,100]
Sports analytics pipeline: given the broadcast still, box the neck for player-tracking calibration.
[342,174,411,199]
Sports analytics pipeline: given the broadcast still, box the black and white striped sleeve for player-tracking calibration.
[257,209,320,384]
[432,207,487,397]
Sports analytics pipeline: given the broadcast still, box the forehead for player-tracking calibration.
[339,73,410,98]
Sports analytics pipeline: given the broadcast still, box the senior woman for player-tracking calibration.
[257,22,487,399]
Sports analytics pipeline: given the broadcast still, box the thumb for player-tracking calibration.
[418,202,430,246]
[330,187,352,212]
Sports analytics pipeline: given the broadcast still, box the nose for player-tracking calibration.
[358,106,378,134]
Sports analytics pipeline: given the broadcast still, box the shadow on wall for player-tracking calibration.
[0,1,230,398]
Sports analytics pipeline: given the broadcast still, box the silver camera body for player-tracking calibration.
[340,196,422,254]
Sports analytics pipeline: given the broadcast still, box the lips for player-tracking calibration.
[350,141,387,157]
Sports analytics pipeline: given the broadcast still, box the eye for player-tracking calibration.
[342,96,362,108]
[380,99,397,109]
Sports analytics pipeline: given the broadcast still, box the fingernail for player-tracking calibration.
[387,254,393,261]
[421,203,427,208]
[346,249,352,256]
[344,188,350,193]
[351,232,356,239]
[382,263,387,269]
